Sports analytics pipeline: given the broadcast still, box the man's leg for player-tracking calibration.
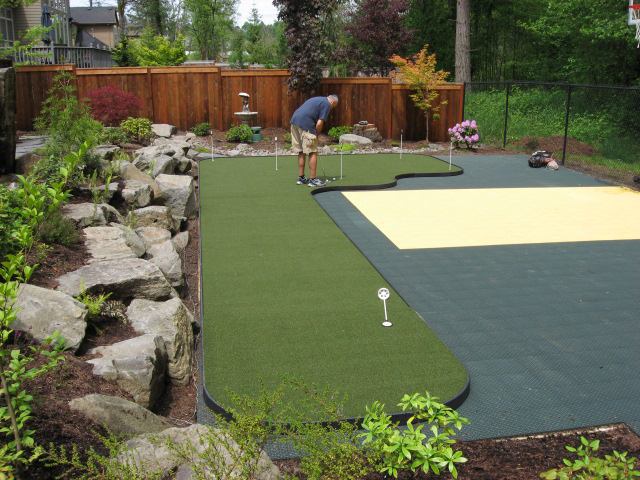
[298,153,306,177]
[308,152,318,179]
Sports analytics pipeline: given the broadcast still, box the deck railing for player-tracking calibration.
[3,46,115,68]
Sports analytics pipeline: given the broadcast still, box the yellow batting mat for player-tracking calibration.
[342,186,640,249]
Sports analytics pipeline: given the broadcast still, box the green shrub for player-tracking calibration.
[192,122,212,136]
[226,124,252,143]
[120,117,153,144]
[33,71,104,178]
[283,132,292,143]
[35,206,80,247]
[360,392,470,479]
[328,126,353,141]
[98,127,128,145]
[540,436,640,480]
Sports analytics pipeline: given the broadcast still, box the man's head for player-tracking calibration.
[327,94,339,109]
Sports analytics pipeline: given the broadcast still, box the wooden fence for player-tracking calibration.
[15,64,464,142]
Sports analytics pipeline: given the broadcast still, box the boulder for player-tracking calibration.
[151,124,177,138]
[119,160,163,201]
[132,206,178,233]
[122,180,153,208]
[69,394,172,436]
[56,258,173,301]
[14,284,87,352]
[339,133,372,146]
[146,240,183,287]
[174,155,192,174]
[63,203,124,228]
[84,226,142,263]
[135,226,172,250]
[172,231,189,253]
[87,334,167,409]
[91,145,120,162]
[120,424,280,479]
[109,223,147,257]
[127,298,194,385]
[155,174,196,219]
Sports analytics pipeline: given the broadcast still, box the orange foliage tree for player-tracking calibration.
[390,45,450,141]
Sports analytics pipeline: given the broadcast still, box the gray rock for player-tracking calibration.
[172,231,189,253]
[119,160,163,201]
[14,284,87,352]
[127,298,194,385]
[109,223,147,257]
[84,226,141,263]
[147,240,183,287]
[87,334,167,409]
[57,258,173,301]
[175,155,192,174]
[132,206,177,233]
[135,226,172,251]
[91,145,120,161]
[155,174,196,219]
[63,203,107,227]
[122,180,153,208]
[151,124,177,138]
[151,154,176,178]
[339,133,372,146]
[69,394,172,436]
[121,424,280,479]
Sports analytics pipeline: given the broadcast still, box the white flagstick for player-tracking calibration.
[449,140,453,170]
[210,130,214,160]
[340,141,343,179]
[400,129,403,160]
[275,137,278,171]
[378,288,392,327]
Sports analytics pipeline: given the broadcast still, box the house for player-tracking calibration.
[70,6,119,49]
[8,0,72,47]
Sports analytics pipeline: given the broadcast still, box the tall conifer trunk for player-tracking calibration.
[455,0,471,84]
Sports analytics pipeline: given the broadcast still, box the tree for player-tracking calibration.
[406,0,456,74]
[273,0,340,93]
[131,27,187,65]
[183,0,237,61]
[454,0,470,83]
[346,0,414,76]
[389,44,450,140]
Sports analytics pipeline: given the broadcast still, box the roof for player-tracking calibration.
[70,6,118,25]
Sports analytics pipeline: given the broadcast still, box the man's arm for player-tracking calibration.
[316,119,324,134]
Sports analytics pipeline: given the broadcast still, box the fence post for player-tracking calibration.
[561,85,572,165]
[503,82,511,148]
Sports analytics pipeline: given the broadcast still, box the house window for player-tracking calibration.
[0,7,14,46]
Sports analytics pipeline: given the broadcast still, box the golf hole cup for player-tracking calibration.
[378,288,392,327]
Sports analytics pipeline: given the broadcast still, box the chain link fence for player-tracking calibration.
[463,81,640,174]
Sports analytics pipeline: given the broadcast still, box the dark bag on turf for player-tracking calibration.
[528,150,553,168]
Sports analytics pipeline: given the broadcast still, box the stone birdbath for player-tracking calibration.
[234,92,262,141]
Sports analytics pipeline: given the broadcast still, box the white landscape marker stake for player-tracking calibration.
[210,130,214,161]
[340,141,343,179]
[449,140,453,171]
[400,129,403,160]
[275,136,278,171]
[378,288,392,327]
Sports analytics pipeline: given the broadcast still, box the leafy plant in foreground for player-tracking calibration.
[540,436,640,480]
[1,159,75,474]
[360,391,470,478]
[449,120,480,149]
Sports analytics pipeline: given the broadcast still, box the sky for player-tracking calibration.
[68,0,280,26]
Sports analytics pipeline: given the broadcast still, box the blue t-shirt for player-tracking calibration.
[290,97,331,135]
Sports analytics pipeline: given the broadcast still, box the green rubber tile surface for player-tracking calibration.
[314,155,640,440]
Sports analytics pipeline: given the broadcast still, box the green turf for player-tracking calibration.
[199,153,467,417]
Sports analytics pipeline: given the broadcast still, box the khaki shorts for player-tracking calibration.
[290,124,318,154]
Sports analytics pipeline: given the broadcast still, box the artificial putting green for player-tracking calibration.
[199,153,468,417]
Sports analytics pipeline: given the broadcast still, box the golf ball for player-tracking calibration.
[333,177,336,180]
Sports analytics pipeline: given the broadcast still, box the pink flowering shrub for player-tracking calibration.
[448,120,479,148]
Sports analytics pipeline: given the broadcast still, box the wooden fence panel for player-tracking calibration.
[15,65,463,141]
[15,64,75,131]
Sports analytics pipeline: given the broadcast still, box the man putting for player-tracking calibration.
[290,94,339,187]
